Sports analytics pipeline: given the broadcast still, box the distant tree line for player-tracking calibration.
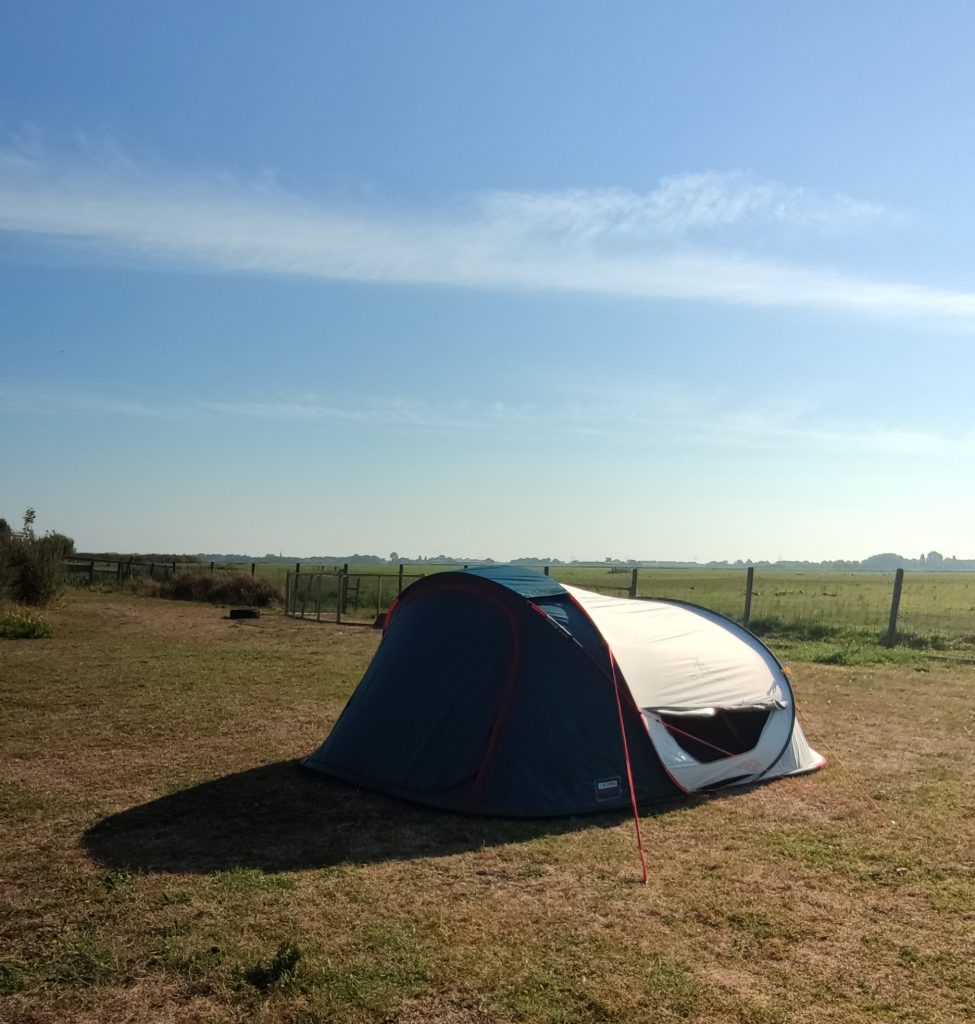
[194,549,975,571]
[75,552,201,563]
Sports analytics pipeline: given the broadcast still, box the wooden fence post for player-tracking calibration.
[89,559,95,584]
[743,566,754,626]
[337,572,347,624]
[398,563,405,594]
[543,565,550,576]
[629,567,639,598]
[885,568,905,647]
[209,561,215,575]
[251,562,256,577]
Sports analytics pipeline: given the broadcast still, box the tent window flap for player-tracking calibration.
[657,706,772,763]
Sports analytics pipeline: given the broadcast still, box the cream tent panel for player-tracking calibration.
[563,586,823,791]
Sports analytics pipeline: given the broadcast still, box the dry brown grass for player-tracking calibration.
[1,589,972,1023]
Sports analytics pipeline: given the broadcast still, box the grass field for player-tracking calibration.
[2,589,973,1023]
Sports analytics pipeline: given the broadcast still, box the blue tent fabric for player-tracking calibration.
[304,567,677,815]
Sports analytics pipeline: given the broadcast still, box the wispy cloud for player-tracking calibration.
[0,387,175,420]
[480,172,893,242]
[4,384,973,458]
[2,140,971,323]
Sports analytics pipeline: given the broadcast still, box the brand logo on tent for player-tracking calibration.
[594,776,622,800]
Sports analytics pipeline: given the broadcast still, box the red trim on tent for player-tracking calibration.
[382,596,401,636]
[610,652,649,885]
[553,592,650,884]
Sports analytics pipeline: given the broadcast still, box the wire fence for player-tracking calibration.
[63,557,975,645]
[284,567,426,624]
[551,566,975,644]
[547,566,975,643]
[64,557,179,585]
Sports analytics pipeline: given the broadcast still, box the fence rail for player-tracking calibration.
[64,557,179,585]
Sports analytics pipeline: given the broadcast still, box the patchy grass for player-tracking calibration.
[212,867,297,894]
[0,959,28,995]
[49,931,122,988]
[747,616,975,667]
[1,589,973,1023]
[235,939,304,994]
[0,602,54,639]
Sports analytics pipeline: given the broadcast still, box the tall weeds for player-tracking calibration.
[153,572,281,607]
[0,509,74,607]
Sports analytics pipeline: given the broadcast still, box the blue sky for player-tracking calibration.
[2,1,973,561]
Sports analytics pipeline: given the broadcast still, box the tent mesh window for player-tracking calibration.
[658,707,772,763]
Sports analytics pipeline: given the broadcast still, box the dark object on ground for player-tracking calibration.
[229,608,260,619]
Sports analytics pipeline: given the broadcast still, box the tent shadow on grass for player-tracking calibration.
[83,760,699,875]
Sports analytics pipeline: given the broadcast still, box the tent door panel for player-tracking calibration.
[325,591,516,796]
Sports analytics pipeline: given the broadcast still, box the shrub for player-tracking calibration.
[210,574,281,607]
[156,572,281,607]
[125,576,164,598]
[0,509,74,607]
[160,573,216,602]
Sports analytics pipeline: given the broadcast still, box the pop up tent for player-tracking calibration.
[304,566,824,816]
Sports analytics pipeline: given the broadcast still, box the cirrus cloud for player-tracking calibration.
[0,139,967,325]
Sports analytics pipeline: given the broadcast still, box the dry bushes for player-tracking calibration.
[0,509,74,607]
[154,571,281,607]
